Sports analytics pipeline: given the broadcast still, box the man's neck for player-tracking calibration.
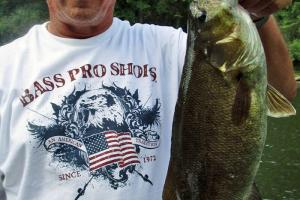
[47,15,114,39]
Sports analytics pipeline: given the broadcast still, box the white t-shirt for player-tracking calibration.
[0,17,187,200]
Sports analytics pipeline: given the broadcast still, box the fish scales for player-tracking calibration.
[163,0,268,199]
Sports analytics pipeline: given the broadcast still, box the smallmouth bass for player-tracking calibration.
[163,0,296,199]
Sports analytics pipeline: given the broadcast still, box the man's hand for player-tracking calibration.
[239,0,292,18]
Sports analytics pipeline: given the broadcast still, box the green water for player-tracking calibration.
[256,89,300,200]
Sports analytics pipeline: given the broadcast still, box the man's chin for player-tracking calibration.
[64,16,106,27]
[58,10,106,27]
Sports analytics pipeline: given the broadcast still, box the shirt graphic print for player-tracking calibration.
[27,83,160,198]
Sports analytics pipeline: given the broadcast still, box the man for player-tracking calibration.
[0,0,296,200]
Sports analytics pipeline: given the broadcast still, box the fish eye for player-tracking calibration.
[197,10,207,23]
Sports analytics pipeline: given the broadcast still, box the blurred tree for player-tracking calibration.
[0,0,48,44]
[115,0,189,29]
[275,2,300,63]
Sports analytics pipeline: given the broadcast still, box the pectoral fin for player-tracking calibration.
[267,84,296,117]
[232,79,251,126]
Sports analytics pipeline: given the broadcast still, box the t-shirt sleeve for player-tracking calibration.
[0,54,5,200]
[170,27,187,79]
[0,46,7,200]
[155,26,187,84]
[165,28,187,82]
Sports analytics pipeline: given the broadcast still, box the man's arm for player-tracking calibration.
[239,0,297,100]
[258,16,297,101]
[239,0,292,18]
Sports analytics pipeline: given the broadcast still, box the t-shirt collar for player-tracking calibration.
[41,17,119,47]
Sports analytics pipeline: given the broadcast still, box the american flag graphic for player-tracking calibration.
[82,131,140,172]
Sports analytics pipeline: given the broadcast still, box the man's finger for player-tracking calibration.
[258,0,292,16]
[247,0,274,13]
[239,0,261,8]
[240,0,293,18]
[273,0,293,9]
[258,1,290,16]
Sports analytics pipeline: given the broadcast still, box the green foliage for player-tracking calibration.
[0,0,31,15]
[0,4,48,43]
[290,40,300,61]
[0,1,48,45]
[115,0,189,28]
[275,2,300,61]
